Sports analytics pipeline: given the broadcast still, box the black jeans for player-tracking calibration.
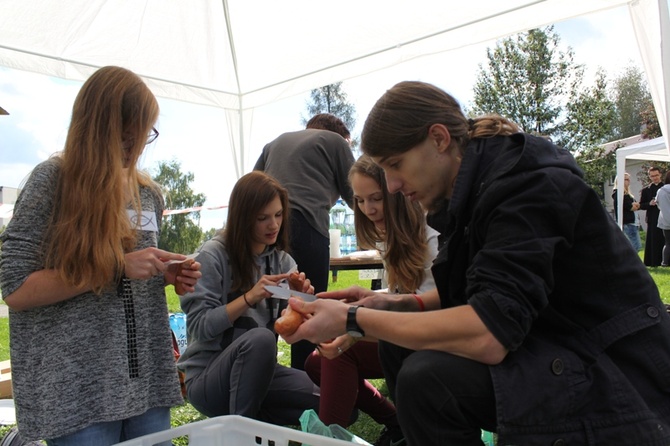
[379,341,497,446]
[288,210,329,369]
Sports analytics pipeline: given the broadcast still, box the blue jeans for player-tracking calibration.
[46,407,171,446]
[623,223,642,252]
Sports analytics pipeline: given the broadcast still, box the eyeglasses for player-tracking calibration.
[146,127,159,145]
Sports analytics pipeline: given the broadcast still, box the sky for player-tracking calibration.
[0,5,644,231]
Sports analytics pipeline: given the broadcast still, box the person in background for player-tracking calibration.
[0,66,202,445]
[612,172,641,251]
[655,170,670,266]
[640,166,665,266]
[254,113,355,370]
[177,171,320,425]
[282,81,670,446]
[304,155,439,446]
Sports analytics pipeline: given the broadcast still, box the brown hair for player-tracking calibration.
[44,66,160,293]
[223,171,290,292]
[361,81,519,158]
[306,113,351,140]
[349,155,428,293]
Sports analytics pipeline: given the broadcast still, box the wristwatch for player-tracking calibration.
[346,305,364,338]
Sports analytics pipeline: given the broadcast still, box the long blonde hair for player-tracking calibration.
[613,173,634,198]
[361,81,519,158]
[44,66,160,294]
[349,155,428,293]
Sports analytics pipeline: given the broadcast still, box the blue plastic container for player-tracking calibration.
[169,312,188,354]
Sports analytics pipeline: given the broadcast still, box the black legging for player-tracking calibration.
[288,210,329,369]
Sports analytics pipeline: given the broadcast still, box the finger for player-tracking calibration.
[155,249,187,262]
[263,274,288,283]
[288,296,312,314]
[154,257,168,273]
[316,290,344,299]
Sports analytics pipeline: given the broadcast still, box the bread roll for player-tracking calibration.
[174,258,195,295]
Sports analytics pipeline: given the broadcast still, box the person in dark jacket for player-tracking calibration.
[640,166,665,266]
[280,81,670,446]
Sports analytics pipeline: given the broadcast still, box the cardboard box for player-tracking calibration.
[0,360,12,398]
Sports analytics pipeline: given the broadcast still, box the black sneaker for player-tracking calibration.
[374,426,406,446]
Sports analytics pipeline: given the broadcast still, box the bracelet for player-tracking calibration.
[412,294,425,312]
[243,292,254,308]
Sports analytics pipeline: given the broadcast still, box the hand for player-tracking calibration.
[167,260,202,295]
[246,273,290,306]
[632,202,640,211]
[124,247,185,280]
[318,285,394,310]
[281,297,350,345]
[290,271,315,294]
[316,334,358,360]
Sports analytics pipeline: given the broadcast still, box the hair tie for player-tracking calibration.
[467,118,475,130]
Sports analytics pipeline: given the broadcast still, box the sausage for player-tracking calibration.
[274,296,304,336]
[174,258,195,295]
[288,271,305,291]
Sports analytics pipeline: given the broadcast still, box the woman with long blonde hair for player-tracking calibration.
[612,172,641,251]
[304,155,438,445]
[0,66,201,445]
[283,81,670,446]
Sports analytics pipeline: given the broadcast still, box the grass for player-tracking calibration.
[1,266,669,443]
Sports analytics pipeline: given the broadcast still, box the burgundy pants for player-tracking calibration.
[304,340,398,428]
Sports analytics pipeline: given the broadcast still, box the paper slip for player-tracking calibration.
[164,252,199,265]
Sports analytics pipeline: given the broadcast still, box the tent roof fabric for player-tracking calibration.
[0,0,668,176]
[0,0,635,111]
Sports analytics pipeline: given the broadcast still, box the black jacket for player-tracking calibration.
[433,134,670,445]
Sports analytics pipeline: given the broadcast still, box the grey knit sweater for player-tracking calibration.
[0,159,182,440]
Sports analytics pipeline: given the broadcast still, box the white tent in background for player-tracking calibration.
[0,0,668,178]
[615,137,669,226]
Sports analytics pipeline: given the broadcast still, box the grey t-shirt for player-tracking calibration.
[254,129,355,238]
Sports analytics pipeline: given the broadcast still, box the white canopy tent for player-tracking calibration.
[615,136,669,226]
[0,0,668,179]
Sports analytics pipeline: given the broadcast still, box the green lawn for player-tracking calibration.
[1,267,669,443]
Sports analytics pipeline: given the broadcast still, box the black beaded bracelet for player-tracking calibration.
[243,292,255,308]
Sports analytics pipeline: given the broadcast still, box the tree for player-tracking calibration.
[471,26,580,138]
[561,69,617,150]
[152,160,206,254]
[640,97,662,139]
[302,82,358,148]
[560,69,618,199]
[612,65,653,139]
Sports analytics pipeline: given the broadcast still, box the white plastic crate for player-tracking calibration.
[114,415,357,446]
